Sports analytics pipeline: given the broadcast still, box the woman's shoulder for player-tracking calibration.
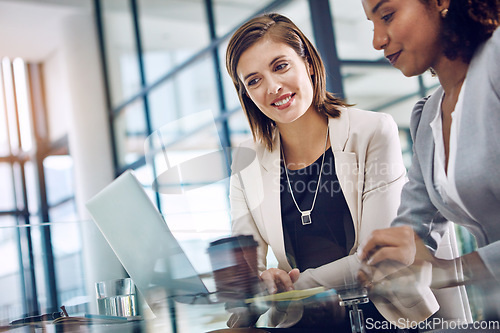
[471,26,500,68]
[231,135,267,163]
[341,106,391,118]
[489,26,500,48]
[329,107,398,148]
[485,27,500,86]
[339,106,396,129]
[237,136,258,149]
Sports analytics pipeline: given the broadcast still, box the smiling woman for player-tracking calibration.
[236,37,315,127]
[360,0,500,325]
[226,13,347,152]
[222,12,434,331]
[364,0,446,77]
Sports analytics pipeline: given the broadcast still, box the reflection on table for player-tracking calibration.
[2,221,500,333]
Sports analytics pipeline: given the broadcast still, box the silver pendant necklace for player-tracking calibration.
[281,126,329,226]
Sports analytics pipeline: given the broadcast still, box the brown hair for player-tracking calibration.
[226,13,349,151]
[421,0,500,62]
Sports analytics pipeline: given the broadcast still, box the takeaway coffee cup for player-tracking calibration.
[207,235,259,298]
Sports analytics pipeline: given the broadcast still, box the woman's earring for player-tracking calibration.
[440,8,448,18]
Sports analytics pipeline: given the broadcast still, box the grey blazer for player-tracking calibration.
[393,28,500,281]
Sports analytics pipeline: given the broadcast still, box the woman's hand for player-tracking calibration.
[358,225,437,288]
[359,225,420,267]
[260,268,300,294]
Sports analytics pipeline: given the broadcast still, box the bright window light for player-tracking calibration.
[0,66,8,156]
[1,57,19,154]
[13,58,33,152]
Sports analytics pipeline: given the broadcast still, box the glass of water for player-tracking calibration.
[95,278,137,317]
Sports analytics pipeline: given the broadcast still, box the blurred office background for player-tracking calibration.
[0,0,480,327]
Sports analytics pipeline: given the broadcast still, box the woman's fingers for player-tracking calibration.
[367,245,415,267]
[360,225,415,259]
[357,226,442,290]
[289,268,300,284]
[260,268,296,294]
[360,225,417,266]
[357,266,373,290]
[259,269,277,293]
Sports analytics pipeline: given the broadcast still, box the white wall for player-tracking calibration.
[58,11,128,306]
[28,1,127,309]
[44,50,72,142]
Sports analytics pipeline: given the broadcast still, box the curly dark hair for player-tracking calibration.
[421,0,500,63]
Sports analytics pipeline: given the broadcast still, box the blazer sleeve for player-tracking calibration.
[472,27,500,281]
[295,113,406,290]
[392,98,449,253]
[294,113,440,327]
[229,145,269,274]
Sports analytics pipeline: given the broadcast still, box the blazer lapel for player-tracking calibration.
[260,135,292,270]
[328,112,359,238]
[418,89,467,221]
[418,91,441,205]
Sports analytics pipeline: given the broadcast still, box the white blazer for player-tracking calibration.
[230,107,440,327]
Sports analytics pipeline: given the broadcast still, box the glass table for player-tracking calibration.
[0,220,232,332]
[1,221,352,332]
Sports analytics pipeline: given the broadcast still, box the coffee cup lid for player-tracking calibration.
[208,235,257,251]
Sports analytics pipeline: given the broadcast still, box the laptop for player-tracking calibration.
[85,170,214,306]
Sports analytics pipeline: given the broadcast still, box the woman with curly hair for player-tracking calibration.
[360,0,500,321]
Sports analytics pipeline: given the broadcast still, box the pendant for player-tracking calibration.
[301,210,312,225]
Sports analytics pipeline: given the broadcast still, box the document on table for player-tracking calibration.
[245,286,327,303]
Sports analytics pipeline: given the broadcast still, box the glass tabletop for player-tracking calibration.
[0,220,234,332]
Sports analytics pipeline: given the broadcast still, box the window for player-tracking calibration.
[0,58,81,324]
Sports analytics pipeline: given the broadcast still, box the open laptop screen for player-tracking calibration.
[85,170,210,306]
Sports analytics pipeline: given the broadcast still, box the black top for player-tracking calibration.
[280,147,354,271]
[280,148,404,332]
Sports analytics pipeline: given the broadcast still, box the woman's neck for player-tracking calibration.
[433,58,469,112]
[278,109,329,168]
[433,57,469,171]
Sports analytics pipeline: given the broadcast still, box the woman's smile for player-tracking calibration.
[386,50,402,66]
[271,93,295,109]
[236,37,315,125]
[363,0,445,77]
